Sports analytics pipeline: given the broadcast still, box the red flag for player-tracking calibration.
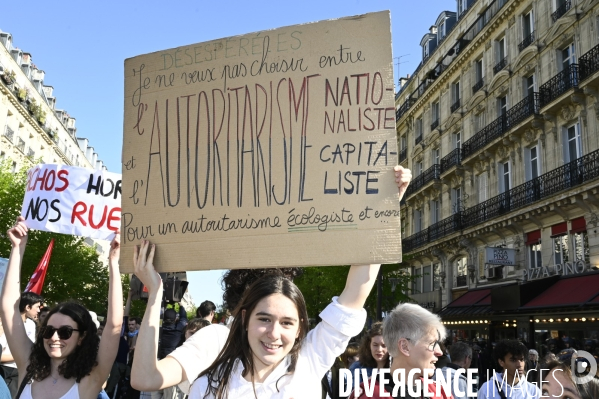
[25,239,54,294]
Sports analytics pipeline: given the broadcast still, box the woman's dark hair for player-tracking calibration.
[221,267,303,312]
[493,339,528,366]
[357,322,389,369]
[340,344,359,368]
[27,301,99,382]
[200,273,309,399]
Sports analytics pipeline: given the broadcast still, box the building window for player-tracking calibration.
[478,173,488,203]
[523,10,534,38]
[451,81,461,111]
[415,118,423,144]
[423,265,432,293]
[413,267,422,294]
[432,148,440,165]
[525,144,541,181]
[564,123,582,162]
[524,74,536,98]
[499,161,511,193]
[497,36,506,61]
[431,101,440,130]
[526,230,542,268]
[455,257,467,287]
[431,199,440,224]
[561,43,576,70]
[553,235,569,264]
[438,20,446,43]
[573,231,589,264]
[498,96,508,116]
[458,0,468,17]
[475,58,484,85]
[415,161,423,177]
[453,131,461,149]
[452,187,462,214]
[414,209,422,233]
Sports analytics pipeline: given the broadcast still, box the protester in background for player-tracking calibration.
[439,341,474,399]
[196,301,216,323]
[0,291,43,396]
[526,349,539,383]
[38,307,50,325]
[477,340,540,399]
[181,319,211,343]
[348,322,389,388]
[351,303,451,399]
[340,344,359,369]
[0,217,123,399]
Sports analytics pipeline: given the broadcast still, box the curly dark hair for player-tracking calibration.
[201,274,309,399]
[493,339,528,366]
[221,267,303,311]
[27,301,99,382]
[357,322,390,368]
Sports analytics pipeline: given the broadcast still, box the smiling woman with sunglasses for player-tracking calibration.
[0,216,123,399]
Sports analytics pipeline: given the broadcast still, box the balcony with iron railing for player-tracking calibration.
[396,98,416,120]
[399,148,408,163]
[3,126,14,142]
[493,57,508,74]
[552,0,571,23]
[580,43,599,82]
[404,164,441,198]
[431,119,439,131]
[539,64,579,108]
[450,99,461,113]
[472,78,484,94]
[506,92,540,128]
[16,138,25,152]
[402,148,599,253]
[440,148,461,173]
[518,31,535,52]
[455,275,468,288]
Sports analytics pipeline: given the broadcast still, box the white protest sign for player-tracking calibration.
[21,164,121,240]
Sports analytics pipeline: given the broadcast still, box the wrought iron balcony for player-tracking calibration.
[402,148,599,253]
[518,31,535,52]
[539,64,579,108]
[26,148,35,158]
[396,98,415,121]
[440,148,461,173]
[431,119,439,131]
[462,114,507,160]
[16,138,25,152]
[506,92,540,128]
[450,99,461,113]
[472,78,484,94]
[415,134,423,145]
[493,57,508,74]
[580,43,599,82]
[3,126,14,142]
[552,0,571,23]
[404,164,441,198]
[456,275,468,287]
[399,148,408,163]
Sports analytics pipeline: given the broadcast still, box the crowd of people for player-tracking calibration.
[1,164,598,399]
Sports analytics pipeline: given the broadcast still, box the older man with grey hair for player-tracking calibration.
[526,349,539,383]
[351,303,452,398]
[439,341,476,399]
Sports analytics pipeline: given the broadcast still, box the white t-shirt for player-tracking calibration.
[1,318,36,369]
[168,323,230,393]
[189,297,366,399]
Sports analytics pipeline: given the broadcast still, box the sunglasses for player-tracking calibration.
[41,325,80,340]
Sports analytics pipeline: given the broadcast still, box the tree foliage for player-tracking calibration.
[294,263,414,322]
[0,161,110,314]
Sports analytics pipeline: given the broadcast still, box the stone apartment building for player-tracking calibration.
[0,28,111,261]
[396,0,599,348]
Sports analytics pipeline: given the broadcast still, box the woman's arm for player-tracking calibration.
[0,217,34,375]
[130,240,186,391]
[84,232,123,393]
[338,165,411,309]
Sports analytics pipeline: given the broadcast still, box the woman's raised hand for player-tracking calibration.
[394,165,412,202]
[109,230,121,264]
[7,216,28,250]
[133,240,162,294]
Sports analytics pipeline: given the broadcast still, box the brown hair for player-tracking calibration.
[341,344,359,368]
[357,322,390,369]
[199,274,309,399]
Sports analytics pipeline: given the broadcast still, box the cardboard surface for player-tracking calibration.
[121,11,401,272]
[21,164,121,240]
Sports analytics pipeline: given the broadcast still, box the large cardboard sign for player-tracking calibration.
[21,164,121,240]
[122,11,401,272]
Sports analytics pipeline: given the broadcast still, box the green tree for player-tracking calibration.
[0,161,110,314]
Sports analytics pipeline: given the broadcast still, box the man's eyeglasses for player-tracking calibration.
[41,325,80,340]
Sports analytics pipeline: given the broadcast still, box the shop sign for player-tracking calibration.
[419,301,436,309]
[485,247,516,266]
[523,260,586,281]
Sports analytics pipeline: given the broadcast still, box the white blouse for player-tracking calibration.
[189,297,366,399]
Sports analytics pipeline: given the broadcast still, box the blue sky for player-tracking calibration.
[2,0,453,307]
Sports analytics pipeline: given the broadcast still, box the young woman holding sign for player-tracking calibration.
[131,165,412,399]
[0,216,123,399]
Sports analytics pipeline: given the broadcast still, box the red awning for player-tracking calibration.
[526,230,541,245]
[522,274,599,308]
[448,289,491,307]
[551,222,568,237]
[571,217,587,234]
